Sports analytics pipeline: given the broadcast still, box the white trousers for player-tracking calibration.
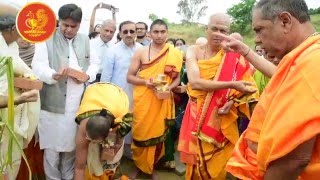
[44,149,75,180]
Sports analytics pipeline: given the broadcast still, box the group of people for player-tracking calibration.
[0,0,319,179]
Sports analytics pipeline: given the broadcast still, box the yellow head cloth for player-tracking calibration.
[76,83,129,124]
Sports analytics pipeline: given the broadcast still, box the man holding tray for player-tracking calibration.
[127,19,183,178]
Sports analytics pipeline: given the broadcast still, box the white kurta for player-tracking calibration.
[32,38,99,152]
[0,33,40,179]
[0,33,40,144]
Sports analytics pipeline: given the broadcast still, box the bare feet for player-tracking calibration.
[128,166,140,179]
[152,171,159,180]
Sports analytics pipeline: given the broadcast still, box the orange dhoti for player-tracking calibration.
[132,44,183,174]
[178,50,258,179]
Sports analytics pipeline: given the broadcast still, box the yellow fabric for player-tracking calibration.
[76,83,129,177]
[226,35,320,179]
[85,167,114,180]
[76,82,129,124]
[183,51,258,179]
[179,50,223,167]
[186,50,223,110]
[132,44,183,174]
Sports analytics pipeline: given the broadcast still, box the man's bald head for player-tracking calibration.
[208,13,231,29]
[230,32,243,42]
[206,13,231,50]
[195,37,207,45]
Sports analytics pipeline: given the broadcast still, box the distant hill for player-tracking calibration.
[168,23,205,45]
[168,14,320,48]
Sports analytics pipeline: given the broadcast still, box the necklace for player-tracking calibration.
[309,32,319,37]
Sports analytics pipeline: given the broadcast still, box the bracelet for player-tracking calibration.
[243,47,250,57]
[227,95,235,101]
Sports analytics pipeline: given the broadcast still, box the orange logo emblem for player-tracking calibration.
[16,2,56,43]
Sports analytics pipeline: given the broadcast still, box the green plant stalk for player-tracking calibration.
[0,122,5,173]
[6,57,14,167]
[0,57,31,179]
[4,123,32,180]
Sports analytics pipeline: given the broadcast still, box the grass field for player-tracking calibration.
[168,14,320,48]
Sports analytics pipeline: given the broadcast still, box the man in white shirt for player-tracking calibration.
[32,4,99,180]
[101,21,142,159]
[90,19,116,82]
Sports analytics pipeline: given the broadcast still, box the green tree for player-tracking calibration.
[148,13,159,21]
[162,18,170,24]
[309,7,320,15]
[177,0,208,23]
[227,0,256,34]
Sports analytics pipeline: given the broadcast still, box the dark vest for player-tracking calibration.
[40,29,90,114]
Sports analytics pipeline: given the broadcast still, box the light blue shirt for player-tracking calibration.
[100,41,142,110]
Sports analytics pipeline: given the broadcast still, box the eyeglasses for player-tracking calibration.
[123,29,135,34]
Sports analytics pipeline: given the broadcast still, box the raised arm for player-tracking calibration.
[186,45,255,94]
[74,122,89,180]
[215,32,276,78]
[89,4,99,34]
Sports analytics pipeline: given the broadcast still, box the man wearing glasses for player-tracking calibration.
[100,21,142,160]
[136,22,151,46]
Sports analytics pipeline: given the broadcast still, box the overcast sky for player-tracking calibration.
[7,0,320,34]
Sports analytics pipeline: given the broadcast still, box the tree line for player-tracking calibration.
[148,0,319,35]
[309,7,320,15]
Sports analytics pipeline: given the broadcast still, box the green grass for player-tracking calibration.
[168,14,320,48]
[311,14,320,31]
[168,23,206,45]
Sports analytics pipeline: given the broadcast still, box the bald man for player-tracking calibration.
[230,32,243,42]
[177,13,258,179]
[90,19,116,82]
[195,37,207,45]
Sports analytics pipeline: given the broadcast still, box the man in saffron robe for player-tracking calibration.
[127,19,183,178]
[177,13,258,180]
[218,0,320,179]
[74,83,131,180]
